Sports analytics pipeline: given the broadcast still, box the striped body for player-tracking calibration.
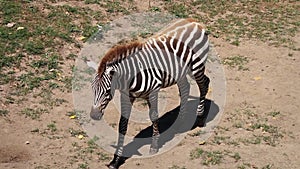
[110,19,209,98]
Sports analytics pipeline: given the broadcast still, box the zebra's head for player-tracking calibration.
[90,67,115,120]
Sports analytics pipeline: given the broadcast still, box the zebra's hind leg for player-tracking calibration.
[147,91,160,154]
[195,73,210,127]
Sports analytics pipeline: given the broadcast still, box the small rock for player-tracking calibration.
[25,141,30,145]
[6,22,15,28]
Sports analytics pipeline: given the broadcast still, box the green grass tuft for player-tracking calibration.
[168,165,187,169]
[222,55,249,71]
[0,109,9,116]
[21,108,49,120]
[47,121,57,132]
[168,3,188,18]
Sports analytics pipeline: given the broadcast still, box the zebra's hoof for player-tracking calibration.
[194,116,207,128]
[107,164,118,169]
[149,147,158,155]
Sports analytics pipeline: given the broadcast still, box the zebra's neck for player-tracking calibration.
[98,41,143,78]
[107,45,144,91]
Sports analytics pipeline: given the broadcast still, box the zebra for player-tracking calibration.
[90,18,210,169]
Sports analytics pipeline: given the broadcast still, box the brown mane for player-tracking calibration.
[97,41,143,76]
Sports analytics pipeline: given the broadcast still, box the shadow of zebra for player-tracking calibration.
[109,98,219,167]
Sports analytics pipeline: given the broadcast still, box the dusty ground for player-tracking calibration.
[0,1,299,169]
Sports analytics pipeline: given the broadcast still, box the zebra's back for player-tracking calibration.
[113,19,209,97]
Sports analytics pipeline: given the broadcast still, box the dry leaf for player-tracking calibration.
[253,76,262,81]
[199,141,206,145]
[70,115,76,119]
[78,135,84,139]
[17,26,25,30]
[57,72,63,81]
[77,36,86,41]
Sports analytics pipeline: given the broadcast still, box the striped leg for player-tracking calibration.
[176,76,190,125]
[147,91,160,154]
[194,67,210,127]
[108,92,134,169]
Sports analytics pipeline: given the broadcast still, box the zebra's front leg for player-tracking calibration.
[173,77,190,133]
[108,93,134,169]
[176,77,190,127]
[147,91,160,154]
[108,116,129,169]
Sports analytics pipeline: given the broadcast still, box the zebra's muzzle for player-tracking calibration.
[90,106,104,120]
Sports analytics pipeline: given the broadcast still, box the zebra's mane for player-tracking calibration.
[97,40,143,77]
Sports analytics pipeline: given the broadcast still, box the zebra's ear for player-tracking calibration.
[104,66,115,77]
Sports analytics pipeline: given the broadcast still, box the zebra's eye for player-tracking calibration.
[105,90,112,100]
[107,88,111,94]
[107,92,112,98]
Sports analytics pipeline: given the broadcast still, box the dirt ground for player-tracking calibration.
[1,1,300,169]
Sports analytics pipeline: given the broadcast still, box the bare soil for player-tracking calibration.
[0,1,299,169]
